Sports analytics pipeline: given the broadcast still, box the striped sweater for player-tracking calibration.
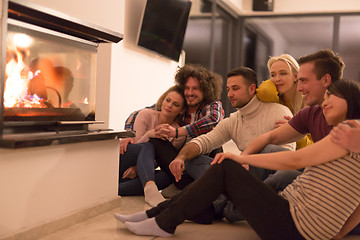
[281,152,360,240]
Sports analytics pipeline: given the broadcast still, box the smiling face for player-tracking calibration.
[270,60,297,96]
[321,90,347,125]
[226,75,255,108]
[184,77,204,111]
[161,91,185,119]
[297,62,330,106]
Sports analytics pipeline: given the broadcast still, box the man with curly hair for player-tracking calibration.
[156,64,224,140]
[148,64,225,193]
[120,64,225,199]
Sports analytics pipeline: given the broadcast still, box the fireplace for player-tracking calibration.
[0,0,133,148]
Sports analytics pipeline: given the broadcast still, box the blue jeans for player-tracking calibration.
[183,144,294,193]
[263,170,303,192]
[187,144,293,184]
[136,142,170,188]
[249,144,302,192]
[262,144,302,192]
[185,154,213,179]
[118,142,171,196]
[150,138,194,189]
[119,170,171,196]
[149,138,223,189]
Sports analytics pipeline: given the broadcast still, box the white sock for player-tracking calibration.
[125,217,173,237]
[144,184,166,207]
[114,211,148,223]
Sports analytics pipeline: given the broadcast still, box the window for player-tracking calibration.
[182,1,360,115]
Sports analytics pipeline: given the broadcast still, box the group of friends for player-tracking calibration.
[115,49,360,240]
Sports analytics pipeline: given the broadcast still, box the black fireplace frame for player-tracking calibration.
[0,0,134,148]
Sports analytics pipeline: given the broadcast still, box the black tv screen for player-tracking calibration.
[137,0,192,61]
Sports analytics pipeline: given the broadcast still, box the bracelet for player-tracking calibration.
[175,128,178,139]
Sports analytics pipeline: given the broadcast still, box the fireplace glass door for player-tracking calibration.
[4,19,97,123]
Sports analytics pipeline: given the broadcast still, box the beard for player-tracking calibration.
[186,95,202,107]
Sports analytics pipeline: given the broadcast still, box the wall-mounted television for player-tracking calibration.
[137,0,192,62]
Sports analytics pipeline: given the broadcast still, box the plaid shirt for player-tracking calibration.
[124,104,156,131]
[180,101,224,138]
[124,101,224,138]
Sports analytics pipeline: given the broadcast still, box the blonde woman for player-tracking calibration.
[257,54,312,149]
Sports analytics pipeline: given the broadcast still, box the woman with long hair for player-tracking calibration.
[118,85,187,206]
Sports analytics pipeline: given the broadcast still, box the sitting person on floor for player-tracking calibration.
[118,85,187,207]
[123,64,225,199]
[256,53,312,149]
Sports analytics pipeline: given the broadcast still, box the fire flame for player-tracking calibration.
[4,47,90,110]
[4,48,45,108]
[4,49,28,107]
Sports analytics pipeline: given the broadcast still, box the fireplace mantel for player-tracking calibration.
[0,129,135,148]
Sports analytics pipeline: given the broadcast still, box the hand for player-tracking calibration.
[145,129,158,139]
[275,115,292,128]
[120,138,134,154]
[166,125,177,138]
[211,152,243,165]
[155,124,177,138]
[331,120,360,152]
[122,166,137,179]
[154,124,171,138]
[169,158,185,182]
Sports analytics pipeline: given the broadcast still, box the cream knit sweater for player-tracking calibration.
[191,96,296,154]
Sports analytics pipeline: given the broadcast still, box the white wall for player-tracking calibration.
[0,140,119,238]
[109,43,178,131]
[108,0,179,130]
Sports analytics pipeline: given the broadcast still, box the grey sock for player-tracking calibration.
[114,211,148,223]
[144,184,166,207]
[161,183,182,198]
[124,217,173,237]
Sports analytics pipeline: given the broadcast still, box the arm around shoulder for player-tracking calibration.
[241,135,348,170]
[242,123,301,155]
